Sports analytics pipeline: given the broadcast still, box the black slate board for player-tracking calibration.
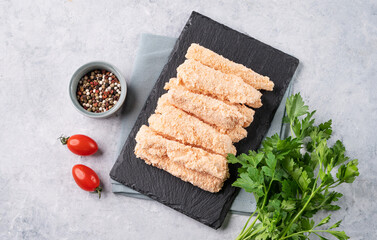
[110,12,299,229]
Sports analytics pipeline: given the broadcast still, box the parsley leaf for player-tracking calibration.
[286,93,309,120]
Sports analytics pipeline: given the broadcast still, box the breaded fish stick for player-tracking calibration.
[219,125,248,143]
[150,97,236,156]
[135,125,229,181]
[235,104,255,128]
[186,43,274,91]
[135,127,225,192]
[166,88,247,130]
[160,93,247,142]
[135,125,229,192]
[165,78,255,127]
[176,59,262,108]
[135,152,225,193]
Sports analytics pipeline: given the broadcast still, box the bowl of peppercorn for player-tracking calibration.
[69,61,127,118]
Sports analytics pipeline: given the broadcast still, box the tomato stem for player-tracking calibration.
[58,135,70,145]
[96,187,102,199]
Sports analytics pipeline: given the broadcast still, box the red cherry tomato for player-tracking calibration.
[72,164,102,198]
[59,134,98,156]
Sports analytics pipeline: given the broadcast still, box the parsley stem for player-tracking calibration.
[301,192,307,201]
[240,208,258,235]
[290,124,295,137]
[236,213,260,240]
[280,141,325,238]
[243,226,265,240]
[279,183,323,239]
[280,230,309,239]
[327,180,341,189]
[238,178,275,239]
[281,229,340,239]
[237,177,273,240]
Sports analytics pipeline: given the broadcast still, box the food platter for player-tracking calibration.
[110,11,299,229]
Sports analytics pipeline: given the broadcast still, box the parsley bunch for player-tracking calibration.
[228,93,359,240]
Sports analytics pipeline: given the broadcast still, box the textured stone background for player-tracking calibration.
[1,0,376,239]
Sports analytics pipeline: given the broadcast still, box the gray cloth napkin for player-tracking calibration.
[112,33,292,215]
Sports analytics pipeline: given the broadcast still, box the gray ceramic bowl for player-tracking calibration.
[69,61,127,118]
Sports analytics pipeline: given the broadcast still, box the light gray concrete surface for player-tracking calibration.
[1,0,376,239]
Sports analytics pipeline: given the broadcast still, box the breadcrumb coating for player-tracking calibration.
[234,104,255,128]
[163,91,247,142]
[135,125,229,181]
[166,88,247,130]
[150,96,236,156]
[218,125,248,143]
[176,59,263,108]
[186,43,274,91]
[164,78,255,127]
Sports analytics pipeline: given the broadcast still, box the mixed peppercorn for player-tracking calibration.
[76,69,121,113]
